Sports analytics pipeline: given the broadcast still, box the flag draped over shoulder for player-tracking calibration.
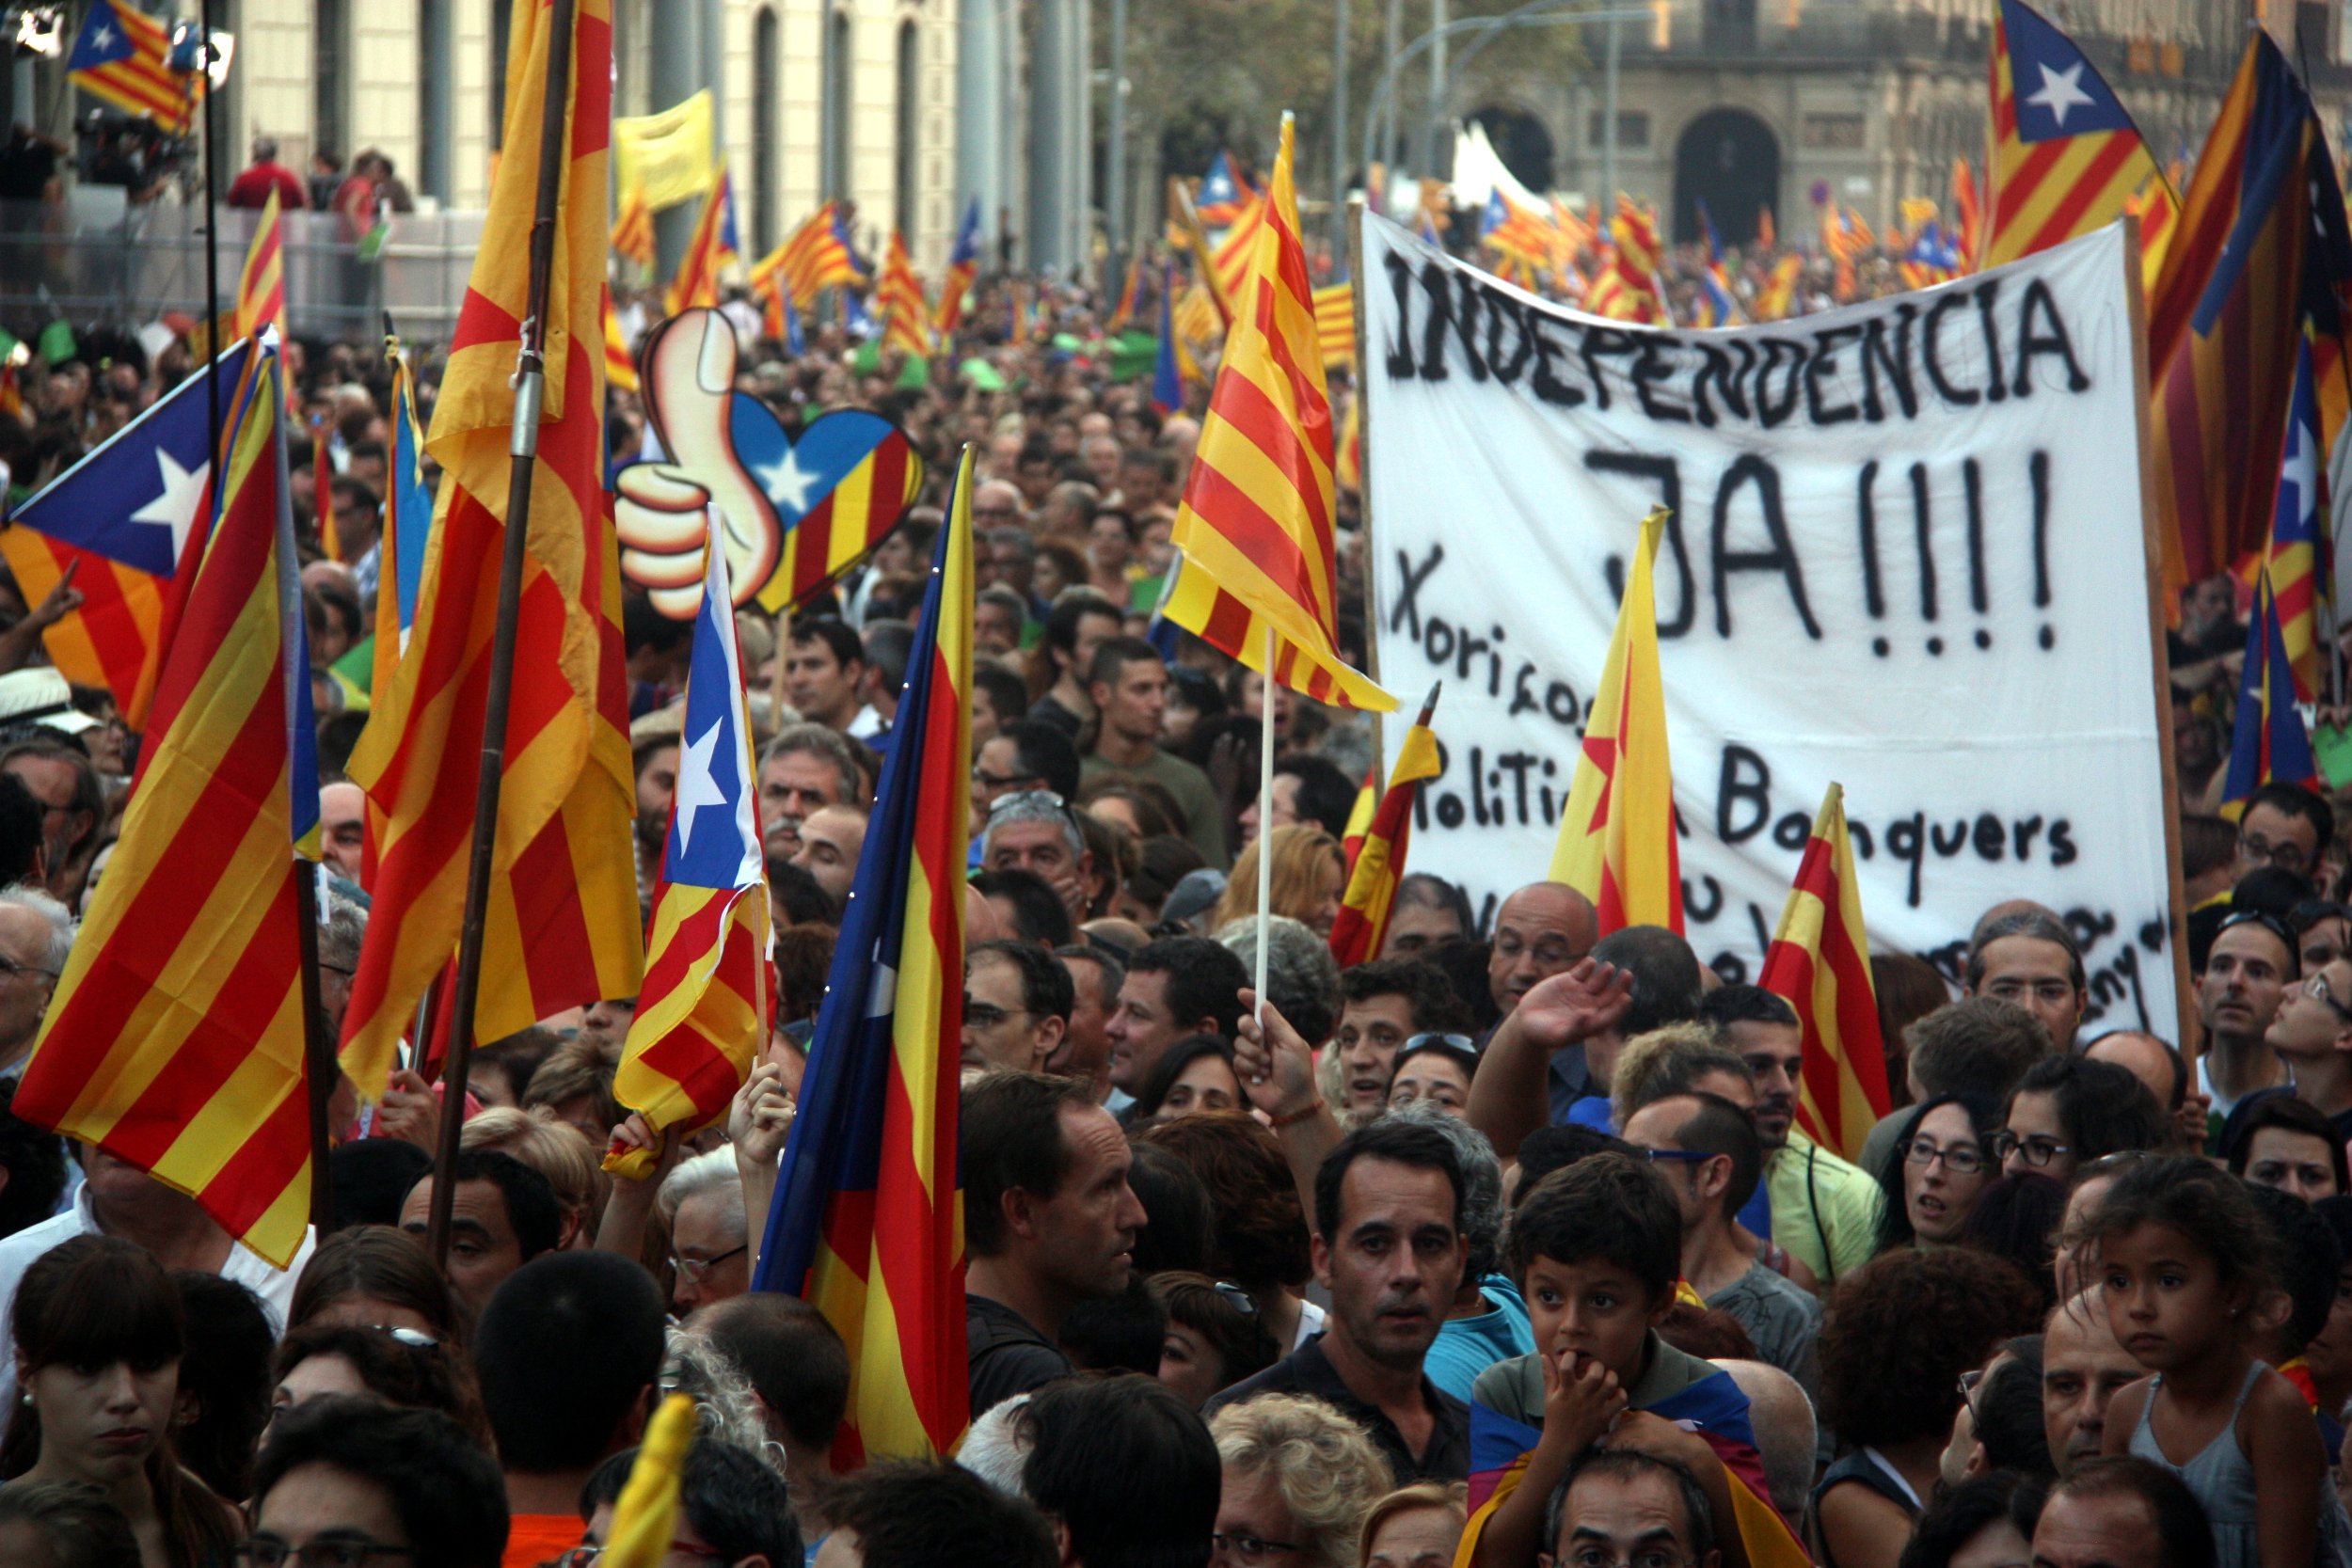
[236,190,289,347]
[1760,784,1890,1162]
[753,447,976,1465]
[1328,688,1441,968]
[1,341,254,728]
[1984,0,2174,279]
[16,340,320,1268]
[339,0,643,1099]
[1549,508,1682,935]
[609,521,771,1177]
[1165,115,1393,713]
[2223,564,2319,806]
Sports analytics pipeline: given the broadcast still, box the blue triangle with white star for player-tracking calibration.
[2001,0,2137,142]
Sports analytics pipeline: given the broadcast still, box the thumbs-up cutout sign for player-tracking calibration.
[613,309,784,619]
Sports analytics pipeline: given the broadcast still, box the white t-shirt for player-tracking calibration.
[0,1186,315,1407]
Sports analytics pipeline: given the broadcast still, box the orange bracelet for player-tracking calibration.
[1268,1099,1325,1130]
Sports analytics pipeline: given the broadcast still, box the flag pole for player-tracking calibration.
[1254,622,1275,1020]
[198,0,221,463]
[424,0,580,1267]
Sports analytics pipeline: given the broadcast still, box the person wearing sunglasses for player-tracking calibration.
[2194,910,2298,1127]
[2264,959,2352,1149]
[243,1396,506,1568]
[568,1434,798,1568]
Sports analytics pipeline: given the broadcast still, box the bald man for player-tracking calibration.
[1466,884,1627,1158]
[1483,882,1601,1123]
[320,782,367,886]
[1717,1359,1817,1528]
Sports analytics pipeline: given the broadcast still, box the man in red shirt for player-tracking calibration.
[225,136,305,209]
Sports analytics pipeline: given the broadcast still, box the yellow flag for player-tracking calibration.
[598,1393,698,1568]
[613,89,715,211]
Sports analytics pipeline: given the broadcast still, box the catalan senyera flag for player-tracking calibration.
[1549,508,1681,934]
[1213,192,1269,308]
[1106,255,1144,335]
[753,445,977,1465]
[1604,197,1666,324]
[597,1393,698,1568]
[1984,0,2173,282]
[311,414,341,562]
[1335,389,1361,492]
[2269,341,2324,699]
[1756,254,1802,320]
[1311,282,1354,371]
[612,183,655,269]
[1328,684,1442,968]
[2222,562,2320,807]
[665,164,739,315]
[776,202,866,308]
[1759,784,1890,1163]
[1953,155,1984,266]
[68,0,192,131]
[16,335,320,1268]
[609,518,771,1178]
[1339,764,1375,862]
[935,198,981,339]
[875,230,931,357]
[1165,115,1392,713]
[339,0,644,1100]
[602,288,639,393]
[235,190,289,348]
[2148,32,2323,597]
[1,340,255,729]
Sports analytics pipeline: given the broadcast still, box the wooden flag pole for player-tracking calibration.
[1254,622,1276,1021]
[425,0,580,1268]
[198,0,222,467]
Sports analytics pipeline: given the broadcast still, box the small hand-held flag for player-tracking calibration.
[2267,340,2324,700]
[596,1393,698,1568]
[2222,564,2320,806]
[754,446,977,1464]
[16,336,321,1267]
[609,515,772,1177]
[1758,784,1890,1163]
[1549,508,1682,935]
[236,190,290,348]
[935,198,981,339]
[1328,682,1442,968]
[1165,114,1392,713]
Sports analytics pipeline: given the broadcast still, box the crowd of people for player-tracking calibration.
[0,223,2339,1568]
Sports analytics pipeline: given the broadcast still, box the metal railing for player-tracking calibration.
[0,198,487,343]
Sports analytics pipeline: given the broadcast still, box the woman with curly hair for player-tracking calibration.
[1212,824,1346,941]
[1812,1246,2045,1568]
[1210,1392,1393,1568]
[1134,1112,1323,1353]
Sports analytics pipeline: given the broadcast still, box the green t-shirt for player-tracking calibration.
[1082,747,1227,868]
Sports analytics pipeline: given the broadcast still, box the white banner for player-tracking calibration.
[1362,214,2181,1037]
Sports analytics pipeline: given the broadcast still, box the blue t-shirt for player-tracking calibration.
[1423,1274,1536,1403]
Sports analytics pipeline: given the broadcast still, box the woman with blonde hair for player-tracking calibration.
[459,1103,610,1248]
[1358,1482,1469,1567]
[1208,1392,1391,1568]
[1212,824,1346,940]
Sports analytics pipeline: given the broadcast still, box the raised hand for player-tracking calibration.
[1515,958,1634,1050]
[1232,987,1317,1118]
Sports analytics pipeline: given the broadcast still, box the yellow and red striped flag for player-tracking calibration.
[1602,198,1666,323]
[1165,114,1392,713]
[755,446,977,1463]
[339,0,644,1100]
[235,188,289,347]
[1105,254,1144,334]
[1339,764,1376,862]
[16,339,321,1267]
[1213,191,1268,306]
[935,198,981,339]
[602,287,638,393]
[875,230,931,357]
[664,164,739,315]
[1953,155,1983,266]
[1328,683,1442,967]
[612,182,654,269]
[1760,784,1890,1163]
[609,518,771,1176]
[66,0,194,132]
[1311,282,1354,371]
[1549,508,1680,934]
[1755,254,1802,320]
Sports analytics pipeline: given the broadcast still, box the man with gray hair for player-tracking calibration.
[657,1148,749,1317]
[982,792,1092,927]
[0,883,71,1074]
[228,135,306,209]
[314,890,365,1046]
[757,722,866,860]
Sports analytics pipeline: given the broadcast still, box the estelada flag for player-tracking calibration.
[0,340,255,728]
[68,0,192,132]
[1549,507,1681,935]
[2222,562,2320,808]
[754,446,977,1464]
[1165,114,1392,712]
[609,515,771,1175]
[16,336,322,1267]
[339,0,643,1098]
[1328,683,1441,968]
[1760,783,1891,1163]
[935,198,981,338]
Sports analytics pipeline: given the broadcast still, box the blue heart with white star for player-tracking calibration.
[730,403,909,527]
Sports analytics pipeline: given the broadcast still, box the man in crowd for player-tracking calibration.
[963,939,1073,1076]
[1206,1117,1472,1482]
[1544,1450,1724,1568]
[1333,958,1471,1117]
[227,135,309,208]
[1965,906,2088,1053]
[399,1148,563,1317]
[2042,1291,2146,1475]
[1081,637,1224,866]
[1104,935,1250,1103]
[660,1150,751,1317]
[248,1402,508,1568]
[786,620,881,738]
[982,793,1094,927]
[320,780,368,885]
[1561,926,1707,1127]
[789,801,869,910]
[962,1072,1146,1416]
[971,721,1082,845]
[1483,881,1599,1121]
[759,724,867,861]
[690,1294,850,1550]
[2198,911,2298,1120]
[2265,950,2352,1143]
[2233,781,2332,885]
[0,883,69,1073]
[1050,942,1123,1105]
[2027,1458,2214,1568]
[2084,1031,2205,1153]
[857,620,913,739]
[1,736,99,902]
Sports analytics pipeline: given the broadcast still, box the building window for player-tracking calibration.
[1802,113,1866,149]
[1586,110,1650,149]
[893,21,917,236]
[419,0,452,200]
[821,8,852,201]
[314,0,350,170]
[754,6,778,252]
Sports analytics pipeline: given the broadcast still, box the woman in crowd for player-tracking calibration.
[1130,1035,1248,1123]
[1212,824,1346,941]
[264,1322,495,1454]
[2223,1093,2349,1201]
[1995,1055,2169,1186]
[0,1237,239,1568]
[1135,1113,1324,1352]
[286,1224,467,1343]
[1386,1037,1478,1118]
[1152,1272,1281,1410]
[1358,1482,1468,1568]
[1877,1093,2005,1253]
[1210,1393,1392,1568]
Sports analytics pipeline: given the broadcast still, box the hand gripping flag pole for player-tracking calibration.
[423,0,581,1267]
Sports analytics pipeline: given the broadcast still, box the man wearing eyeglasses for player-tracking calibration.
[983,793,1095,927]
[2195,911,2298,1127]
[1541,1448,1723,1568]
[962,940,1072,1078]
[2265,956,2352,1146]
[0,882,69,1074]
[2232,782,2333,888]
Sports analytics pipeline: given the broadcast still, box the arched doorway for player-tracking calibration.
[1672,108,1779,245]
[1466,106,1556,194]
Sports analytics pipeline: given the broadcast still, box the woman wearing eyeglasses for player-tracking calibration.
[1873,1094,2004,1255]
[0,1235,238,1568]
[1994,1055,2169,1187]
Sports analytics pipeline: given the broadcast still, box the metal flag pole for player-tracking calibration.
[425,0,580,1267]
[198,0,221,462]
